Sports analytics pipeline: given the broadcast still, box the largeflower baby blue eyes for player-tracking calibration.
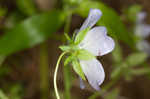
[60,9,115,90]
[54,8,115,99]
[135,12,150,54]
[135,12,150,38]
[75,9,115,90]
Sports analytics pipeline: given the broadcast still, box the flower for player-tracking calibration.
[60,9,115,90]
[134,12,150,54]
[135,12,150,38]
[75,9,115,90]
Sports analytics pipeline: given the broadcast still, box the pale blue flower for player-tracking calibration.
[77,9,115,90]
[135,12,150,38]
[135,12,150,54]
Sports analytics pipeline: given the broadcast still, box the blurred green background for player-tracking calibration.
[0,0,150,99]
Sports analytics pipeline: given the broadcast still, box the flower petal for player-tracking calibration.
[137,12,147,23]
[136,40,150,54]
[79,26,115,56]
[79,77,85,89]
[79,9,102,32]
[135,24,150,38]
[79,58,105,90]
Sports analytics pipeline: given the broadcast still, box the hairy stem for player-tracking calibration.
[54,52,68,99]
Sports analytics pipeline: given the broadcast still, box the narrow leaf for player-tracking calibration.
[111,67,122,79]
[125,52,148,67]
[105,89,119,99]
[131,67,150,75]
[0,10,65,56]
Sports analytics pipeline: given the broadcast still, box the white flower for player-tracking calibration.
[135,12,150,54]
[135,24,150,38]
[135,12,150,38]
[76,9,115,90]
[136,12,147,24]
[137,40,150,54]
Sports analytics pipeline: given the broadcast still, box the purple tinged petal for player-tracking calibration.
[135,24,150,38]
[79,77,85,89]
[79,26,115,56]
[79,59,105,90]
[137,40,150,54]
[137,12,147,23]
[79,9,102,32]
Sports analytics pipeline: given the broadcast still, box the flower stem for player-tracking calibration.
[54,51,68,99]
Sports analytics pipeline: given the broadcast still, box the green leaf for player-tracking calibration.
[63,0,83,6]
[0,66,11,77]
[9,84,23,99]
[126,4,142,22]
[0,55,6,66]
[72,59,86,80]
[0,90,8,99]
[5,13,25,29]
[74,27,90,44]
[131,67,150,75]
[16,0,37,16]
[111,63,127,79]
[75,1,135,47]
[125,52,148,67]
[0,10,65,56]
[111,66,122,79]
[0,8,6,17]
[124,69,133,81]
[112,42,123,63]
[105,89,119,99]
[76,49,95,60]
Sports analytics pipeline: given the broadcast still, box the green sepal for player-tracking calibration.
[72,59,86,80]
[59,45,71,52]
[74,27,90,44]
[64,55,75,66]
[64,33,73,43]
[76,49,95,60]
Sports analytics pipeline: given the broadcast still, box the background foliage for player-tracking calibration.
[0,0,150,99]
